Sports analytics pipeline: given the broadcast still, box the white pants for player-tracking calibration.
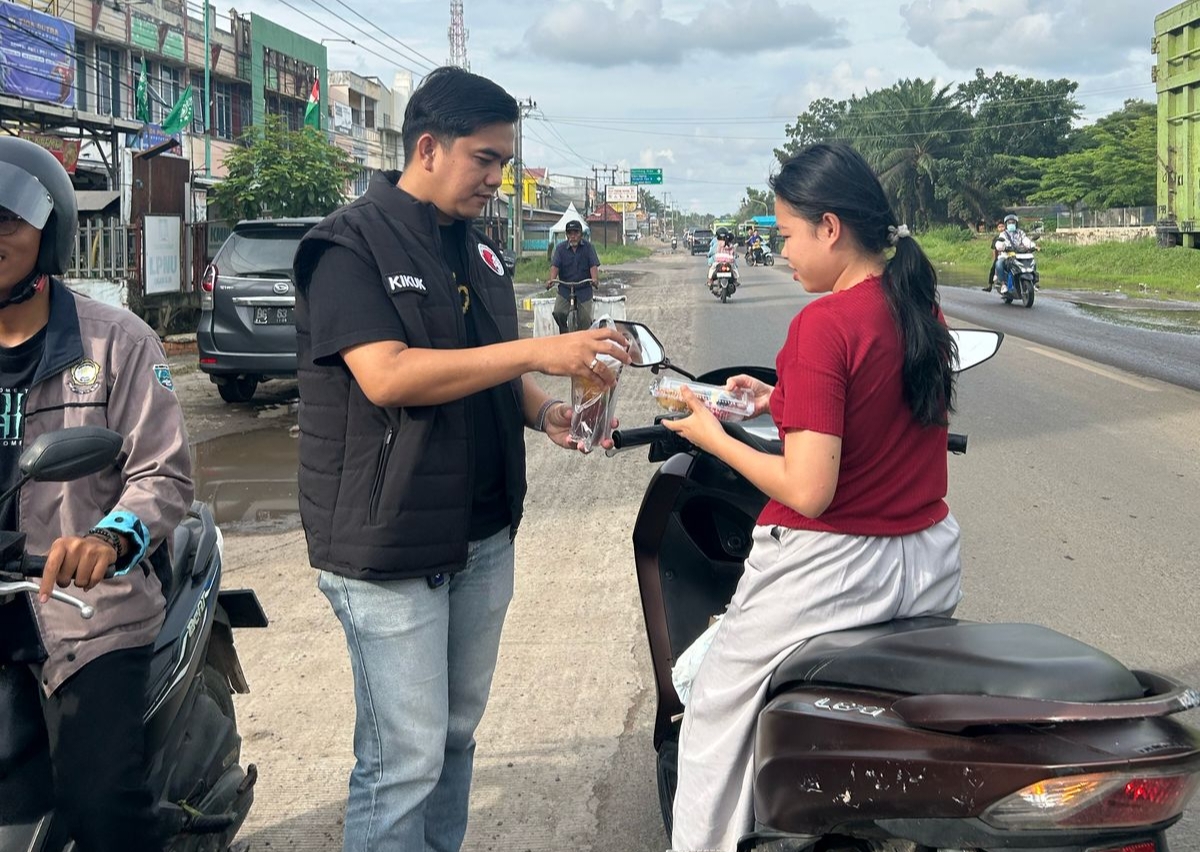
[670,516,963,852]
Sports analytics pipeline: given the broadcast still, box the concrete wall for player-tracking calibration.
[1051,227,1156,246]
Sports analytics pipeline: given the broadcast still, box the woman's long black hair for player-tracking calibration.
[769,143,957,427]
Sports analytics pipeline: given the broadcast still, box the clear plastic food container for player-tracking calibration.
[649,376,755,422]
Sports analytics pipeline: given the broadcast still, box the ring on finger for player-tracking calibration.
[589,357,599,371]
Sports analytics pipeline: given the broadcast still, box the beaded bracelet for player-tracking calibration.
[535,398,564,432]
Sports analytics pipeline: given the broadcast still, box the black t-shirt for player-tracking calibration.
[439,223,510,541]
[306,234,510,541]
[0,329,47,664]
[0,328,46,533]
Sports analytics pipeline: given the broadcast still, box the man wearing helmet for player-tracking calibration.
[0,136,192,850]
[547,218,600,333]
[987,213,1037,294]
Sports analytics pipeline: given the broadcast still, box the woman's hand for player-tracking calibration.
[725,374,775,417]
[661,386,728,454]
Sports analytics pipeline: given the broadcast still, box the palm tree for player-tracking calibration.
[843,79,972,229]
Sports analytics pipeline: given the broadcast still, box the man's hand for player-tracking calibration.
[543,402,619,453]
[38,535,120,602]
[534,328,631,380]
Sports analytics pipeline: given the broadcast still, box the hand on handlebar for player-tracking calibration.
[660,386,727,454]
[725,374,775,417]
[38,535,120,603]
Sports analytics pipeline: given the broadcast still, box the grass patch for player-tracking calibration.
[511,243,653,285]
[917,233,1200,301]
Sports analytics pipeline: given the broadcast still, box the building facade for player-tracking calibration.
[328,69,408,196]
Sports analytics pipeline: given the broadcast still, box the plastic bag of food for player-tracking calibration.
[569,318,623,452]
[649,376,755,422]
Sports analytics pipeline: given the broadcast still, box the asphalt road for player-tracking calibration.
[215,247,1200,852]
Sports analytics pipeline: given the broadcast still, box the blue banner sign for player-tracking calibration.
[0,3,77,107]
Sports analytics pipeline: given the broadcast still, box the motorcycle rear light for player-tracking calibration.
[983,770,1199,831]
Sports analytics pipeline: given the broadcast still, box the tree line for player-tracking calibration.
[764,69,1155,230]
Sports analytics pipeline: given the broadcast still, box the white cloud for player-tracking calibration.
[519,0,846,67]
[639,148,677,166]
[900,0,1152,75]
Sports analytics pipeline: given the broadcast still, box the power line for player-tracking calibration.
[271,0,429,77]
[331,0,441,72]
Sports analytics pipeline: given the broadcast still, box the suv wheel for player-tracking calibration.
[217,376,259,404]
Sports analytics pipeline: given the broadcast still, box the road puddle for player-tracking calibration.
[192,427,299,535]
[1073,303,1200,335]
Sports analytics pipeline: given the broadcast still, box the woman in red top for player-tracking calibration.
[663,143,962,852]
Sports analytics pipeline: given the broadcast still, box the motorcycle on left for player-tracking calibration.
[0,427,268,851]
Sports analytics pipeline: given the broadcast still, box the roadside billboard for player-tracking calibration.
[0,4,76,107]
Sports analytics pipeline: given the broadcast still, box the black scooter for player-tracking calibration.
[608,323,1200,852]
[0,427,268,851]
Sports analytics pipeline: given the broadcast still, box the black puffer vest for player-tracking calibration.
[292,172,526,580]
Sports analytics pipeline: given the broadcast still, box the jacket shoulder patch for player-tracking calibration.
[152,364,175,392]
[386,274,427,294]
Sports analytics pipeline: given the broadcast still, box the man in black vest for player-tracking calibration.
[292,67,630,852]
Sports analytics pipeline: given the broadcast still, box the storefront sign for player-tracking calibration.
[0,4,76,106]
[132,15,184,61]
[144,215,182,295]
[23,133,80,173]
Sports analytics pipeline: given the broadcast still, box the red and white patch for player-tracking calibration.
[478,243,505,277]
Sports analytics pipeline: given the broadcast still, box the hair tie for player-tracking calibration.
[887,224,911,246]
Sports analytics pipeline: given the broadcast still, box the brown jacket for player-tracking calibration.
[18,281,193,694]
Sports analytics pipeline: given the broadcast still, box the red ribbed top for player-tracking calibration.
[758,276,950,535]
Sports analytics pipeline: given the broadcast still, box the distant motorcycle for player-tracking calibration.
[744,243,774,267]
[708,251,738,303]
[994,249,1039,308]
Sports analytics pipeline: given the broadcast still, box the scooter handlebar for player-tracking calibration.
[5,553,115,580]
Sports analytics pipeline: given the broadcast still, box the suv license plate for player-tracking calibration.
[254,307,294,325]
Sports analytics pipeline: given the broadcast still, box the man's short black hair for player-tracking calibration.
[402,66,519,161]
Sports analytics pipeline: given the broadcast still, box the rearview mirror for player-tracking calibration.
[613,320,667,368]
[950,329,1003,373]
[19,427,124,482]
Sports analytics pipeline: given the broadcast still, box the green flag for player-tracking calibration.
[135,58,150,124]
[161,84,194,135]
[304,77,320,129]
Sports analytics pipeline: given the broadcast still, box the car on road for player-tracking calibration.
[690,228,713,255]
[198,218,319,403]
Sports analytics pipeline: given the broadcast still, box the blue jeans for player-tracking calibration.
[994,257,1009,290]
[318,529,515,852]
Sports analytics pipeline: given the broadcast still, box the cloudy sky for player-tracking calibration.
[247,0,1160,213]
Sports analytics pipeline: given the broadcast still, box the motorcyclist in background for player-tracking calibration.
[985,213,1037,294]
[708,229,740,287]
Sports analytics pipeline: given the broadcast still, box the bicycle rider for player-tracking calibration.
[547,219,600,334]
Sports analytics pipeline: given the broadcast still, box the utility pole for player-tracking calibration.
[513,97,536,258]
[203,0,211,176]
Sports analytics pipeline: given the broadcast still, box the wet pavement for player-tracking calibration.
[191,426,300,535]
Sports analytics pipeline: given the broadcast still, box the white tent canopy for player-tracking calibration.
[548,203,589,245]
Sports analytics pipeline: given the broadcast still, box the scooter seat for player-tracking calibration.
[768,617,1145,703]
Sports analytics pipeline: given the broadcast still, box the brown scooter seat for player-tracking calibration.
[768,617,1145,702]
